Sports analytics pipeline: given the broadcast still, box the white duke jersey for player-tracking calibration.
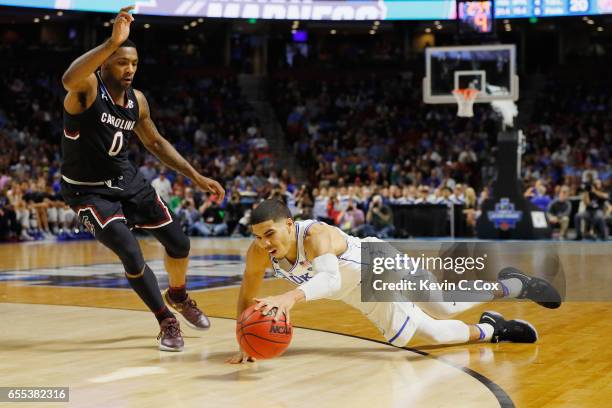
[269,219,365,300]
[270,219,424,348]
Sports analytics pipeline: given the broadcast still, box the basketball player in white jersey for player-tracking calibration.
[228,199,561,363]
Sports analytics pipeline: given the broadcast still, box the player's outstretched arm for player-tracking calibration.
[227,242,270,364]
[133,90,225,202]
[61,6,134,92]
[297,223,343,299]
[254,224,344,322]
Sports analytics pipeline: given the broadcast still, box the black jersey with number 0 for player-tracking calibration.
[62,71,140,182]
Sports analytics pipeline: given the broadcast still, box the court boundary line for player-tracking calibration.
[282,322,515,408]
[5,302,515,408]
[217,315,515,408]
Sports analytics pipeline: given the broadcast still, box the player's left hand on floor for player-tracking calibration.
[253,294,294,323]
[226,350,256,364]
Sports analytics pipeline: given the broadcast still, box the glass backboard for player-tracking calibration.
[423,44,518,104]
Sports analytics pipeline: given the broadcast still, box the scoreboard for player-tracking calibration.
[0,0,610,20]
[458,1,494,33]
[495,0,611,17]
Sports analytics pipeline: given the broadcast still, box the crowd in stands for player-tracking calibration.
[271,72,610,239]
[0,50,276,241]
[1,51,610,242]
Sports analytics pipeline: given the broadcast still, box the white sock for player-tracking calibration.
[476,323,494,342]
[499,278,523,298]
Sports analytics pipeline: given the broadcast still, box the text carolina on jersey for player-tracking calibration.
[100,112,136,131]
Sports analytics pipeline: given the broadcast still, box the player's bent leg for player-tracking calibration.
[97,220,146,273]
[342,283,537,347]
[345,295,475,347]
[413,309,538,346]
[97,220,184,351]
[148,218,189,293]
[151,218,191,260]
[149,220,211,330]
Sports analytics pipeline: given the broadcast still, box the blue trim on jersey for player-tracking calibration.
[302,221,321,238]
[302,221,322,261]
[286,223,300,273]
[389,315,411,344]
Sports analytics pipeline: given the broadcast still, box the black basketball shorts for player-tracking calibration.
[61,173,173,237]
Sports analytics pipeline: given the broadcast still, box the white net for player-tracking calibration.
[490,100,518,128]
[452,88,479,117]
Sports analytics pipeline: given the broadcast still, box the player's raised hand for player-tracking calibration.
[226,350,257,364]
[194,175,226,203]
[110,5,135,46]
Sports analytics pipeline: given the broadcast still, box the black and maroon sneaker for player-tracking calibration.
[157,317,184,352]
[163,289,211,330]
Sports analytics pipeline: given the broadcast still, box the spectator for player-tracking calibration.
[10,155,30,181]
[574,178,609,240]
[294,184,314,220]
[463,187,479,234]
[225,192,246,236]
[547,186,572,239]
[326,195,341,226]
[151,169,173,203]
[525,180,552,211]
[176,188,199,234]
[337,198,365,235]
[139,158,157,184]
[0,190,19,241]
[363,195,394,238]
[193,199,228,236]
[414,185,433,204]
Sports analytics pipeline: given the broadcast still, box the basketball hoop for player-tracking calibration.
[452,88,479,118]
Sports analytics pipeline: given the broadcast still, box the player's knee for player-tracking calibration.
[121,241,145,272]
[98,223,145,273]
[166,233,190,259]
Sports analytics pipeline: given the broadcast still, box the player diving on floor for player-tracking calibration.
[228,199,561,363]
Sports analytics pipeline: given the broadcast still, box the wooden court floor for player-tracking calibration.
[0,238,611,407]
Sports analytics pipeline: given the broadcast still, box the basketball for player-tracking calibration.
[236,304,293,359]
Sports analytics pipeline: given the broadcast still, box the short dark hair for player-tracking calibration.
[250,199,292,226]
[119,39,137,49]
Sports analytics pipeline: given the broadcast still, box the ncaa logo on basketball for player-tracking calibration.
[270,324,291,335]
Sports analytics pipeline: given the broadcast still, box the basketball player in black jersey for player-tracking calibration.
[60,6,225,351]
